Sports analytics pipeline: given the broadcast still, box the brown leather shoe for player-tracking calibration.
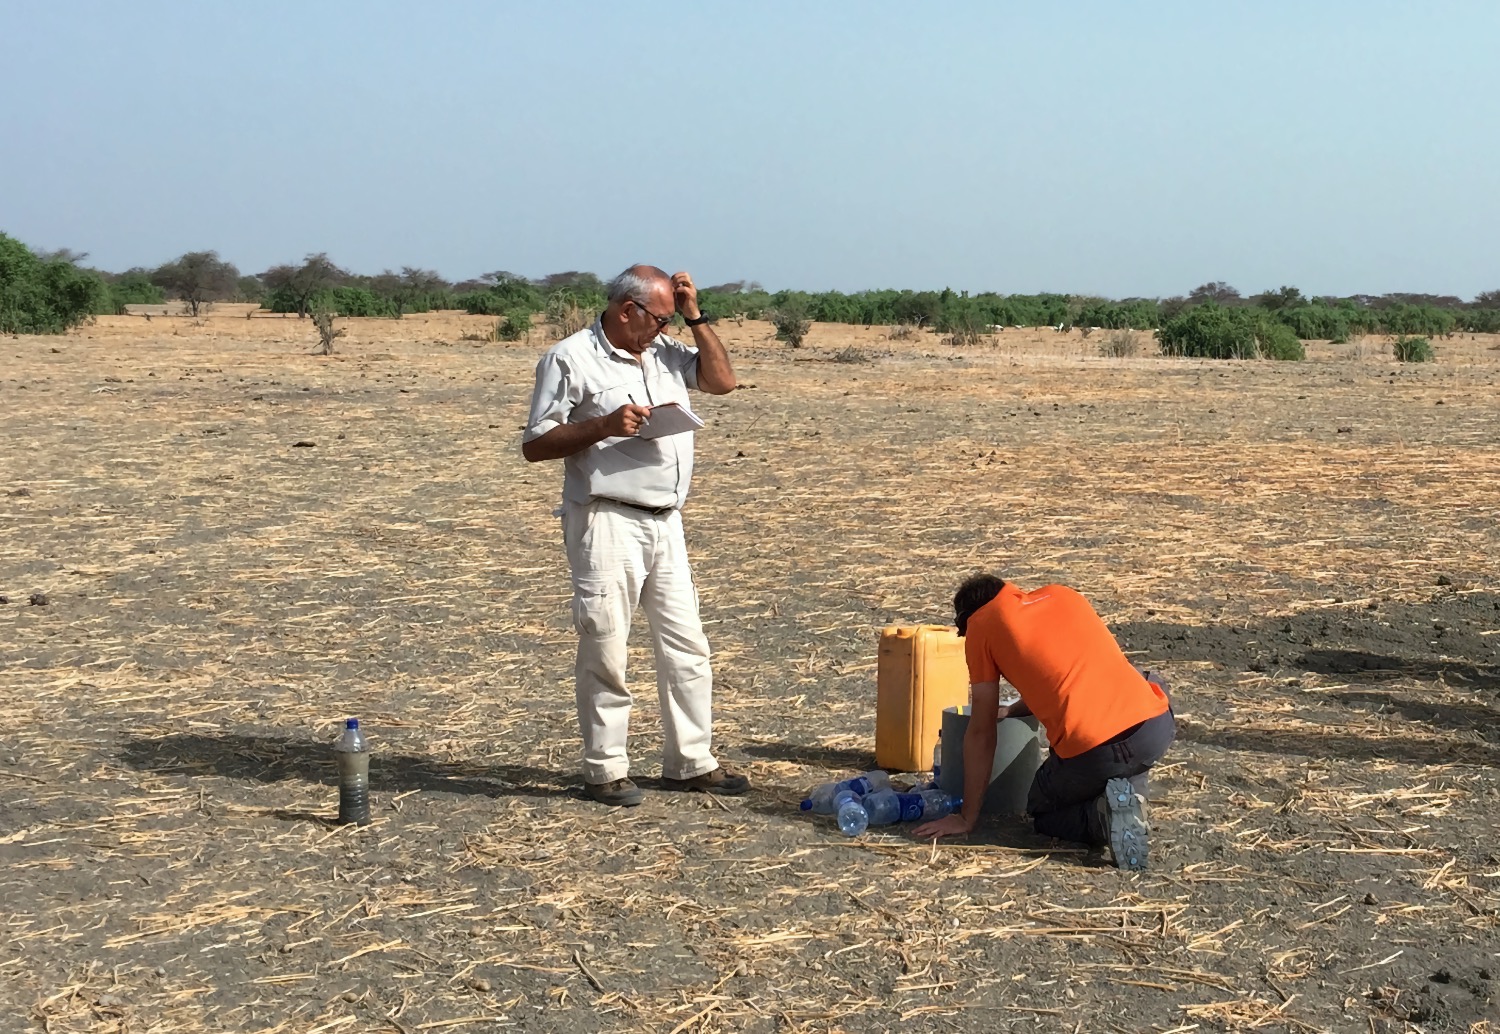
[584,777,645,807]
[661,767,750,796]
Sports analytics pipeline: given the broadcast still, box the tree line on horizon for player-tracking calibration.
[4,233,1499,353]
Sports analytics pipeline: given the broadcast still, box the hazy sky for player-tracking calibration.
[3,1,1497,298]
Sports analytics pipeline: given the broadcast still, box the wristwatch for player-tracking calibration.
[684,314,710,326]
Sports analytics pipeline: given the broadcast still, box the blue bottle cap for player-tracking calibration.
[346,718,359,729]
[799,799,813,811]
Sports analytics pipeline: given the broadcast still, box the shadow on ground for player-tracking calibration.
[741,740,875,772]
[118,732,576,799]
[1116,591,1500,766]
[1329,688,1500,743]
[1177,720,1500,768]
[1112,590,1500,693]
[1116,594,1500,681]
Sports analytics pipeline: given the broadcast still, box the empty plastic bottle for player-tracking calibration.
[334,718,371,826]
[834,788,869,837]
[900,788,960,822]
[912,733,943,792]
[862,788,960,826]
[861,788,902,827]
[800,770,891,814]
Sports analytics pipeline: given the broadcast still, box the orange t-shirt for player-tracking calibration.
[964,583,1169,759]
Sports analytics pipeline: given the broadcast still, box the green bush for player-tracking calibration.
[1073,297,1160,330]
[1255,321,1305,361]
[1157,304,1307,360]
[459,282,544,316]
[325,286,396,318]
[1458,308,1500,333]
[265,285,400,317]
[1380,305,1454,337]
[890,290,944,327]
[936,293,990,345]
[457,291,509,316]
[1273,303,1375,342]
[1156,304,1260,359]
[0,233,108,334]
[92,269,165,314]
[1392,335,1434,362]
[495,309,531,341]
[698,287,770,321]
[768,299,811,348]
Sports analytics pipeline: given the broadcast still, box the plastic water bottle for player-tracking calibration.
[911,733,943,792]
[800,770,891,813]
[834,788,869,837]
[897,788,959,822]
[862,788,903,826]
[862,788,960,826]
[334,718,370,825]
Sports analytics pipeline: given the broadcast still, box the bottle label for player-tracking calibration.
[898,794,924,821]
[848,776,873,796]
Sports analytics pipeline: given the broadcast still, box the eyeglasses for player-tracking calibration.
[630,299,674,329]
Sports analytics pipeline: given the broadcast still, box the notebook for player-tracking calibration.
[638,402,705,439]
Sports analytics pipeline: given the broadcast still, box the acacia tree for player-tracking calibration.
[536,271,603,294]
[151,251,240,316]
[260,252,345,317]
[1187,281,1242,306]
[1251,285,1305,311]
[34,247,92,266]
[387,267,450,315]
[480,270,528,286]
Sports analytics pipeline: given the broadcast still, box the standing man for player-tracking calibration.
[522,265,750,806]
[914,573,1174,870]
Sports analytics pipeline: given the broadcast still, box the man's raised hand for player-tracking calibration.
[671,271,700,320]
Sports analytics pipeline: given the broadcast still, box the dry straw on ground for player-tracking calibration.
[2,312,1497,1033]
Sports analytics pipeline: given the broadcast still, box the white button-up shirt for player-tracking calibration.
[523,319,700,510]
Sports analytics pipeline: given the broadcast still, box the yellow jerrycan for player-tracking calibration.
[874,625,971,772]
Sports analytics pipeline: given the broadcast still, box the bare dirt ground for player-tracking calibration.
[2,311,1497,1033]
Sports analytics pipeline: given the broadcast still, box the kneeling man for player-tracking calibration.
[914,573,1174,870]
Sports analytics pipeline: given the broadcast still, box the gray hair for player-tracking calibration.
[607,264,671,306]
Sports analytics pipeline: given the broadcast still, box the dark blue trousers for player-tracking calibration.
[1026,674,1176,845]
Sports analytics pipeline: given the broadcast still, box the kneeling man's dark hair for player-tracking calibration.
[953,573,1006,637]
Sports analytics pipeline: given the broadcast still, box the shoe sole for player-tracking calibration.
[1105,777,1149,871]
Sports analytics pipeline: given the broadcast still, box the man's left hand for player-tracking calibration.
[671,271,700,321]
[914,813,973,840]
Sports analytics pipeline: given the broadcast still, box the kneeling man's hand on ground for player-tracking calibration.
[914,813,973,840]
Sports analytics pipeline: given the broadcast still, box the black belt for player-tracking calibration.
[596,497,676,516]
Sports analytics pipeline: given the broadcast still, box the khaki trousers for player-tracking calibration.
[562,500,717,784]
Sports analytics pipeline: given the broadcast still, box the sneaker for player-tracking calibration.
[1102,777,1150,871]
[584,777,645,807]
[660,766,751,796]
